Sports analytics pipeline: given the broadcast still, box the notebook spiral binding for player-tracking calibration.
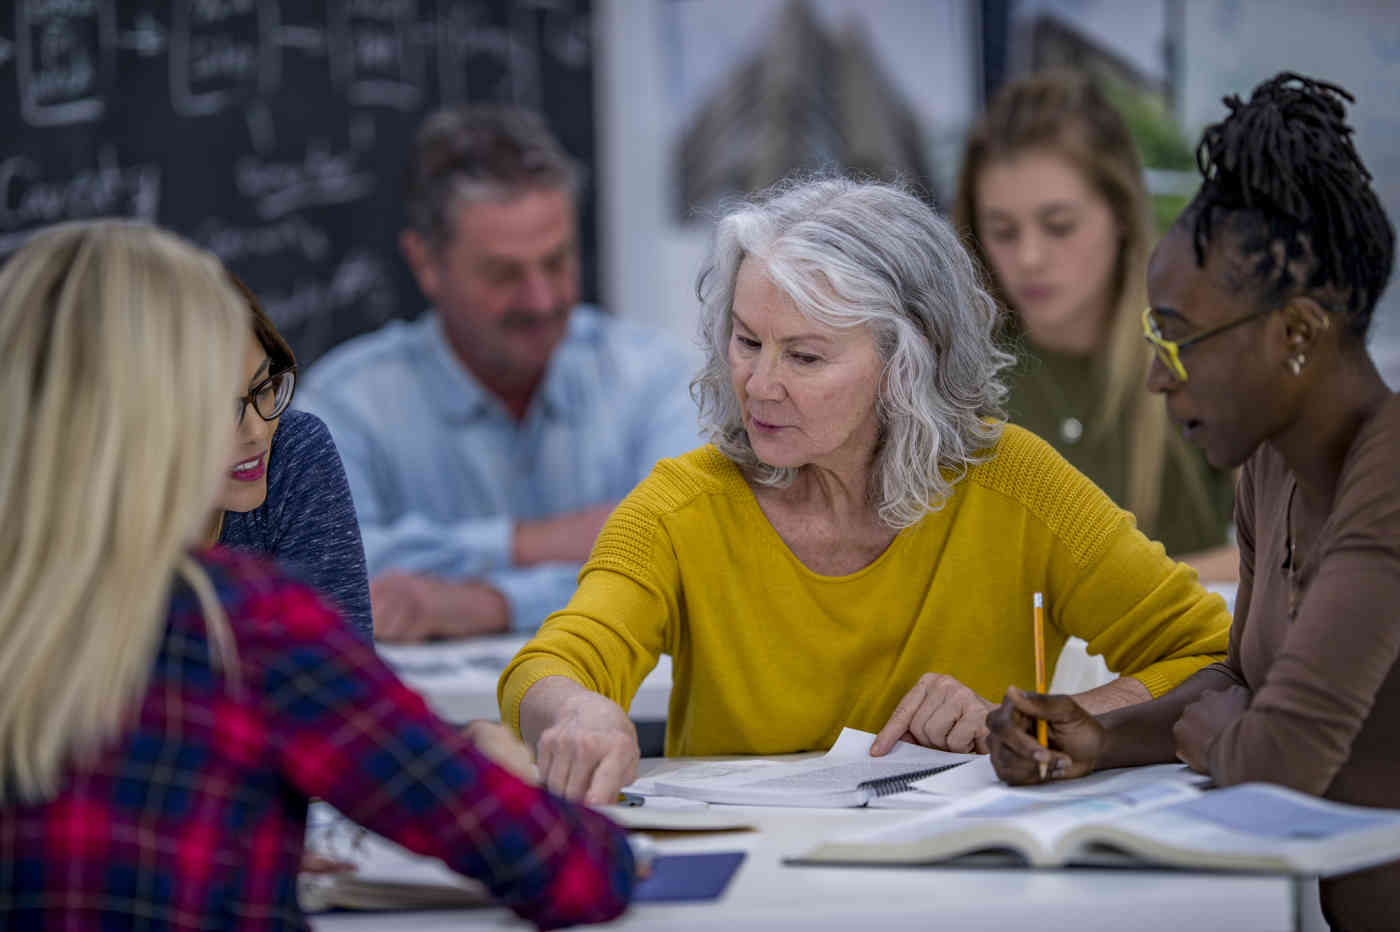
[860,761,969,798]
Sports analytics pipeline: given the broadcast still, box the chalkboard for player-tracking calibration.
[1,0,595,365]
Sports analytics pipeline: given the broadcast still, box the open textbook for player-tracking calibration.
[869,758,1210,809]
[793,780,1400,876]
[645,728,977,807]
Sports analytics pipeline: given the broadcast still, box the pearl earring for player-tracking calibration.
[1288,354,1306,376]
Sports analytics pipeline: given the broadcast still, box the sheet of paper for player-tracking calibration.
[910,758,1207,798]
[656,729,975,796]
[909,754,1000,795]
[824,727,970,763]
[598,803,757,832]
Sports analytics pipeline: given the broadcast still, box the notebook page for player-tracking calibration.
[652,729,977,805]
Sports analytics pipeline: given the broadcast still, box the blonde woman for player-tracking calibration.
[0,220,634,929]
[953,71,1236,577]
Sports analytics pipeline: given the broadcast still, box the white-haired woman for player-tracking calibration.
[0,220,634,929]
[499,179,1230,805]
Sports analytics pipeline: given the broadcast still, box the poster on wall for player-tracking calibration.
[659,0,979,224]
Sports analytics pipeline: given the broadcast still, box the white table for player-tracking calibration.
[310,756,1301,932]
[377,635,673,724]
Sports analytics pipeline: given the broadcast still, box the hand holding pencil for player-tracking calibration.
[984,690,1107,788]
[982,592,1108,786]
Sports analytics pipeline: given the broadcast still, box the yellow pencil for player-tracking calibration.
[1033,592,1048,779]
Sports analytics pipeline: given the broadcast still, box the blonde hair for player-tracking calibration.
[0,220,247,802]
[952,70,1209,533]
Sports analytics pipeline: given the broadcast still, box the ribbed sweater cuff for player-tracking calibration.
[1131,653,1225,698]
[499,661,587,734]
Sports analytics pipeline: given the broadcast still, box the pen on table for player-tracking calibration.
[618,792,645,807]
[1033,591,1048,779]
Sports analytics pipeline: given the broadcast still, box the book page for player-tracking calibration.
[651,728,977,806]
[1163,786,1391,839]
[1094,783,1400,876]
[798,779,1200,866]
[909,757,1207,799]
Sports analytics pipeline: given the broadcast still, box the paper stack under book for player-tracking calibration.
[299,800,752,913]
[790,778,1400,876]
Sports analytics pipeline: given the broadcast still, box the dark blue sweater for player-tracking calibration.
[219,410,373,638]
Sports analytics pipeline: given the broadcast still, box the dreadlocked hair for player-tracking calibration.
[1185,71,1394,337]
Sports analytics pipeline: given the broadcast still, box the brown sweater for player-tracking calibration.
[1202,395,1400,932]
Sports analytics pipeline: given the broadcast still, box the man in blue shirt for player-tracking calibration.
[299,106,700,640]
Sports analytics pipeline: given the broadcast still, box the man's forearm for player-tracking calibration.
[510,504,617,567]
[455,581,510,635]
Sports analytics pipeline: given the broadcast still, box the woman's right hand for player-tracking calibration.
[534,689,640,805]
[986,686,1106,784]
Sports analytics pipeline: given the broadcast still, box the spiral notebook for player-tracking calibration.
[646,728,977,808]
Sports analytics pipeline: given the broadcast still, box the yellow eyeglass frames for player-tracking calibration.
[1141,305,1277,383]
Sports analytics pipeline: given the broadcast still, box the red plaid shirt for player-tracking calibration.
[1,548,633,930]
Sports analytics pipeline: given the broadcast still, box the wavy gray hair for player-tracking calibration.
[693,178,1013,528]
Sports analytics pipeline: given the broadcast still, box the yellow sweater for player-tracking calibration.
[499,426,1230,757]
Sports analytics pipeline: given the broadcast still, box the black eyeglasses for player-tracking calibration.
[236,367,296,425]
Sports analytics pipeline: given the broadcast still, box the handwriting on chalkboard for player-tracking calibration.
[0,147,162,255]
[196,215,331,265]
[235,140,376,219]
[256,247,397,346]
[170,0,269,116]
[332,0,423,110]
[17,0,111,126]
[2,0,594,365]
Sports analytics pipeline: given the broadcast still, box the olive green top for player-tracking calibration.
[1005,341,1235,556]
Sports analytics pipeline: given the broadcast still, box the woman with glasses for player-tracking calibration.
[953,70,1236,577]
[0,219,636,929]
[988,73,1399,930]
[210,277,373,638]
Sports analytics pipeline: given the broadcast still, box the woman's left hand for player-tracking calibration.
[1172,685,1251,773]
[871,673,996,755]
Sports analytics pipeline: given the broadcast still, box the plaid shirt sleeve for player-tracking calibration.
[232,556,635,929]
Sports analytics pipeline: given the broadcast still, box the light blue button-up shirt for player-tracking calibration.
[298,306,703,631]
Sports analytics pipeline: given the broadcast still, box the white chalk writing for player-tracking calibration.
[235,141,375,219]
[0,147,161,232]
[259,248,395,337]
[196,215,332,265]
